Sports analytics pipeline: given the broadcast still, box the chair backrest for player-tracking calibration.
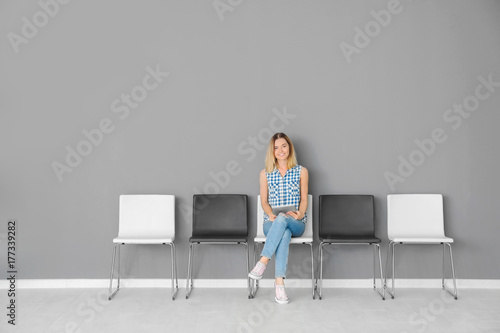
[256,194,313,238]
[118,195,175,239]
[192,194,248,238]
[387,194,445,240]
[318,195,375,238]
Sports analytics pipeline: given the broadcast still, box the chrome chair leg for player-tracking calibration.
[309,243,315,299]
[443,243,458,300]
[250,242,261,298]
[108,243,122,301]
[373,244,376,290]
[108,243,120,300]
[245,242,252,299]
[384,242,389,289]
[318,242,324,300]
[377,244,385,300]
[255,243,261,295]
[186,242,194,299]
[108,245,116,299]
[190,243,195,290]
[250,242,257,298]
[117,245,121,290]
[391,242,395,298]
[373,244,385,300]
[169,243,179,300]
[186,242,253,299]
[442,243,445,289]
[173,243,179,297]
[384,241,395,299]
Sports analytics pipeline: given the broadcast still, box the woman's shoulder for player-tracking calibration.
[260,169,272,178]
[294,165,308,177]
[293,164,307,171]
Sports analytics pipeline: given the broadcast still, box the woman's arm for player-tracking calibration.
[286,167,308,220]
[260,169,277,221]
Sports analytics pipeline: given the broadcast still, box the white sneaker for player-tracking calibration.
[249,262,266,280]
[275,283,289,304]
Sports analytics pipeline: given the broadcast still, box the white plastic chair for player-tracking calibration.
[251,194,315,299]
[385,194,457,299]
[108,195,179,300]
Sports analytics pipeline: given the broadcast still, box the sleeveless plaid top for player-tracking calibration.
[264,165,307,223]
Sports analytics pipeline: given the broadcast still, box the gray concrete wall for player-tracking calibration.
[1,0,499,280]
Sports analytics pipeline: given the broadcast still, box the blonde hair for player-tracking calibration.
[265,133,298,173]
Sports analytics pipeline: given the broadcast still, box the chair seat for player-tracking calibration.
[290,237,313,244]
[320,237,381,244]
[113,236,174,244]
[391,237,454,244]
[189,236,248,243]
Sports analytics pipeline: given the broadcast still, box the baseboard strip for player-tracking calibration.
[1,279,499,289]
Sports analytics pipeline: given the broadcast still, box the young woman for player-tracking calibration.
[248,132,308,304]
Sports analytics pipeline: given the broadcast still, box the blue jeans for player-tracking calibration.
[261,213,305,278]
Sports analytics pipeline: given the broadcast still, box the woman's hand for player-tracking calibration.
[286,210,304,220]
[269,214,277,221]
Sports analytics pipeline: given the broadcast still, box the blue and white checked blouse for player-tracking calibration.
[264,165,307,223]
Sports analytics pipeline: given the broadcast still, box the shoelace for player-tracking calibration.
[276,285,287,299]
[253,262,264,274]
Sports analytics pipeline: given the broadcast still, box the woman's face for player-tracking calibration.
[274,138,289,162]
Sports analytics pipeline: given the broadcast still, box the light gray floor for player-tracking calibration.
[1,288,499,333]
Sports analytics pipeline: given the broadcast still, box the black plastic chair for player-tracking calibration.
[316,195,385,300]
[185,194,251,299]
